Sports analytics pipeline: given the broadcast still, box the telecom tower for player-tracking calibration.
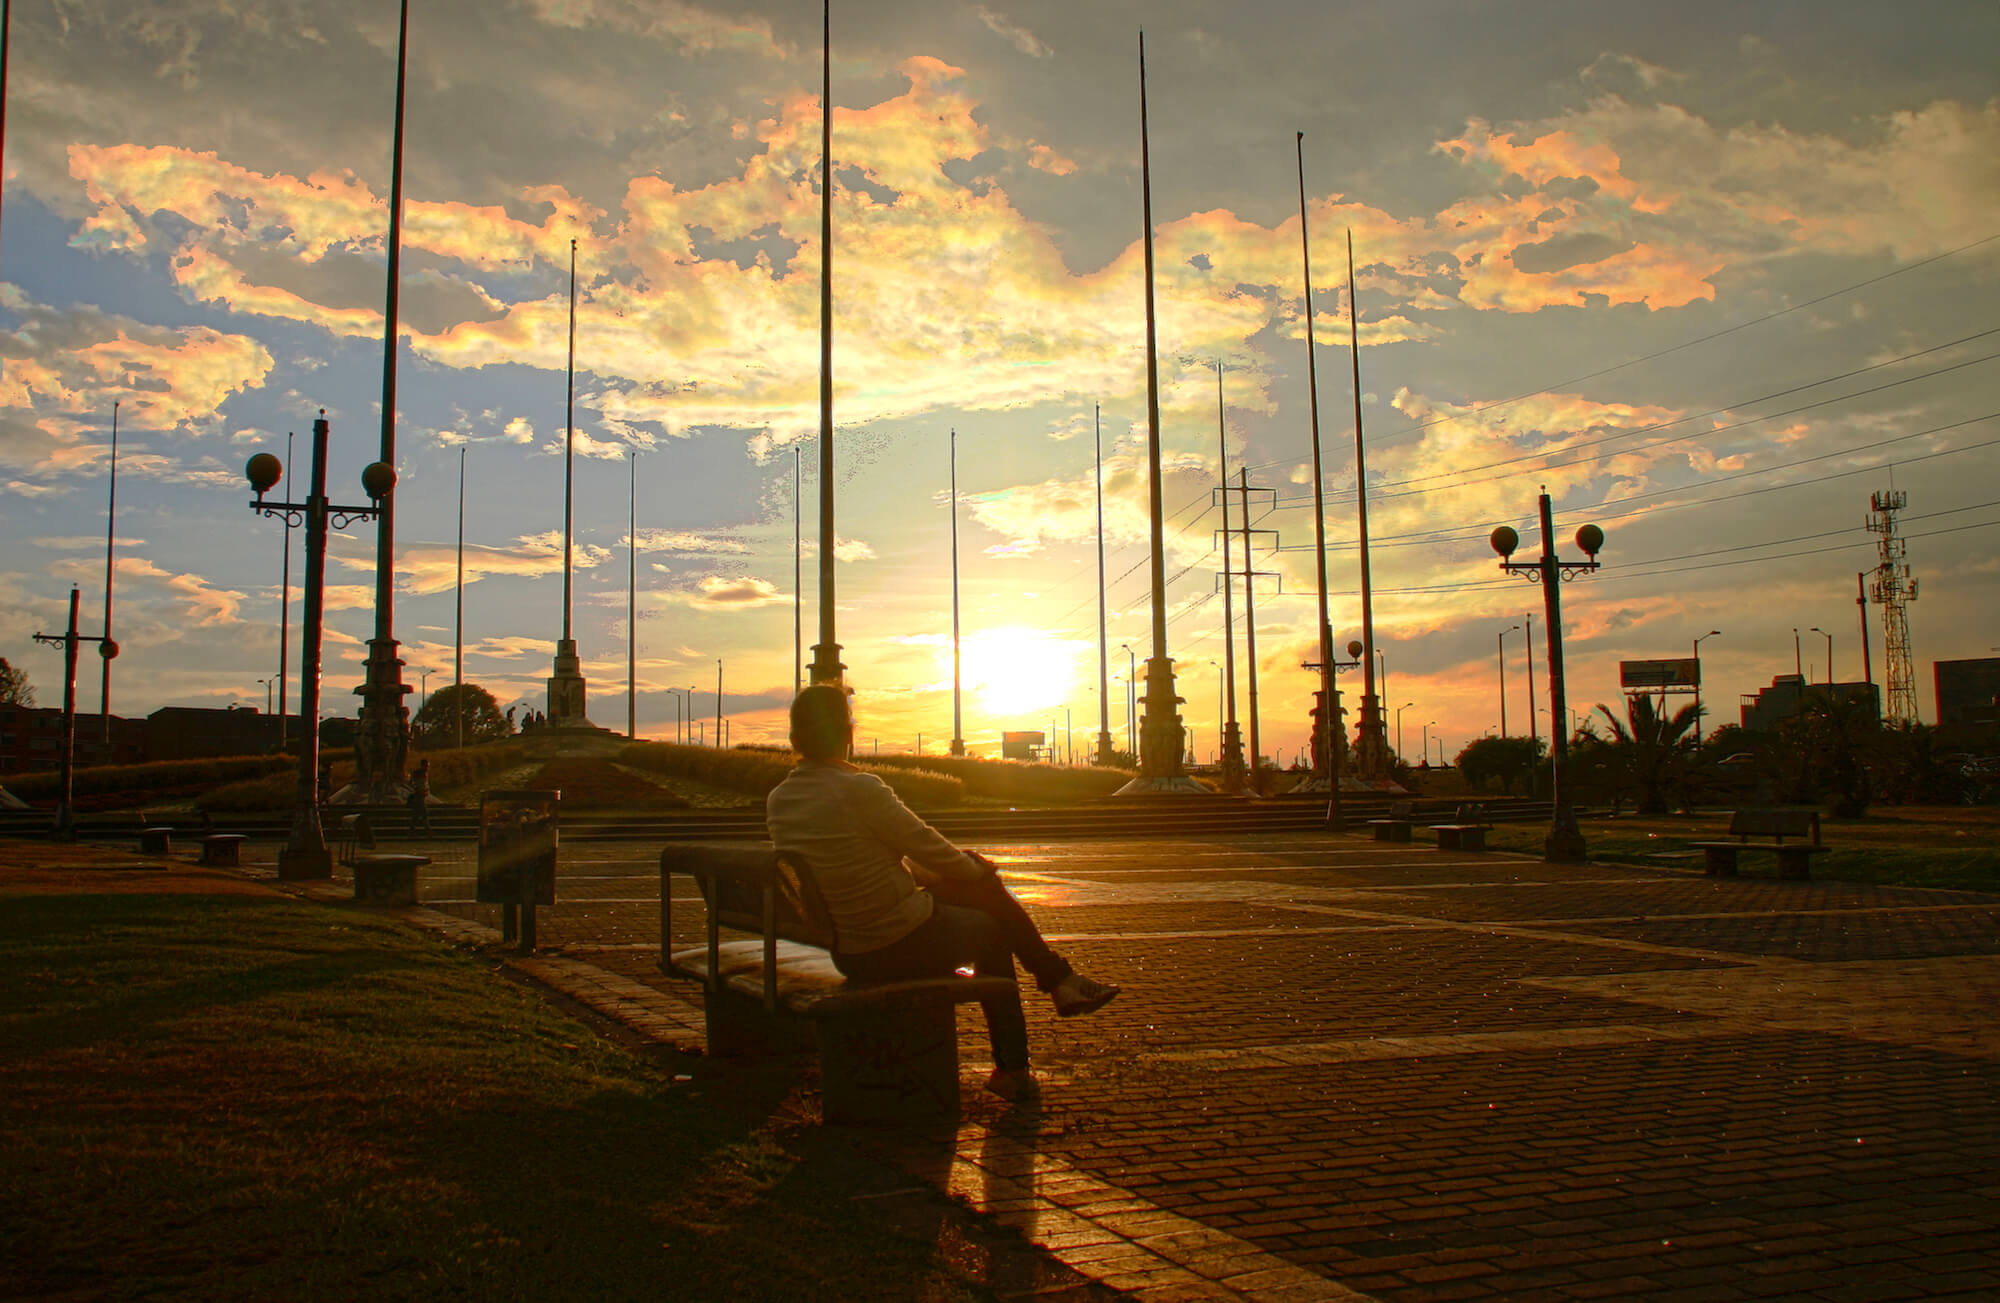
[1866,489,1919,723]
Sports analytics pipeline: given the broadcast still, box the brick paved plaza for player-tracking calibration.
[399,831,2000,1301]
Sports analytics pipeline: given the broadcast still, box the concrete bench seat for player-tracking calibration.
[1431,803,1493,852]
[1689,808,1830,880]
[353,853,429,906]
[660,842,1018,1125]
[1368,801,1416,843]
[199,833,247,867]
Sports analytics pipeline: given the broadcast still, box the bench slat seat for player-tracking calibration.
[1431,804,1492,852]
[1368,801,1417,843]
[660,841,1020,1124]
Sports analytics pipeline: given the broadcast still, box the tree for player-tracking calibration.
[1592,694,1701,815]
[0,657,34,707]
[1455,735,1543,795]
[413,683,509,748]
[1781,690,1879,817]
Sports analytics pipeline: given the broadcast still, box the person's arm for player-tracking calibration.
[850,774,986,882]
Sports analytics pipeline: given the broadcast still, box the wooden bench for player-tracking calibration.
[1690,808,1829,880]
[352,853,429,906]
[199,833,247,867]
[659,842,1018,1126]
[332,814,376,868]
[139,826,173,855]
[1368,801,1416,843]
[1431,803,1493,852]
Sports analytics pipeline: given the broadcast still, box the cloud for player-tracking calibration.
[973,6,1052,59]
[632,528,750,554]
[523,0,780,55]
[669,575,787,608]
[0,289,273,475]
[98,554,246,626]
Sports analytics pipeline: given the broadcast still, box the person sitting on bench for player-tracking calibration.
[767,684,1120,1100]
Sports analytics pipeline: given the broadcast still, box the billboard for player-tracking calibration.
[1620,658,1701,691]
[1000,730,1045,761]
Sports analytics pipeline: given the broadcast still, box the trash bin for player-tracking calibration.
[478,789,558,947]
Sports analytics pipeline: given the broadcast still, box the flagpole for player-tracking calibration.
[807,0,842,687]
[455,445,465,748]
[1093,404,1113,765]
[1298,133,1342,825]
[100,402,119,742]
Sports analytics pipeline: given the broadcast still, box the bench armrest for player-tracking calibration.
[660,845,784,1014]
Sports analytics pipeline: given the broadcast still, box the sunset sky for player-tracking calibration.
[3,0,1997,764]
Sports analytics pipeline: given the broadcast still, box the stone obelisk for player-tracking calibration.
[547,237,591,727]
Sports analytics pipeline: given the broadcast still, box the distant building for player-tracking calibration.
[145,705,293,761]
[0,705,148,776]
[1934,657,2000,730]
[1739,674,1881,733]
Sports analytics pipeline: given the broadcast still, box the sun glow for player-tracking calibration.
[955,627,1079,721]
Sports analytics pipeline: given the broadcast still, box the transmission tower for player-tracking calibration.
[1866,489,1919,723]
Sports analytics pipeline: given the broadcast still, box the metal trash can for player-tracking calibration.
[478,788,558,948]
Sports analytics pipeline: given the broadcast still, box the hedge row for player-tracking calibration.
[617,742,964,808]
[7,753,292,802]
[858,753,1135,804]
[415,741,531,790]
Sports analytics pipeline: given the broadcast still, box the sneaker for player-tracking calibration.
[1051,974,1121,1018]
[984,1068,1039,1102]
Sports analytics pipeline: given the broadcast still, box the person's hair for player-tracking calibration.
[789,684,852,760]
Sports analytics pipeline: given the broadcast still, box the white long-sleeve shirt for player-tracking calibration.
[765,760,984,954]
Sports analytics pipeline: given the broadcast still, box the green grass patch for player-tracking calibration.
[524,756,691,810]
[10,754,294,809]
[1458,806,2000,892]
[0,892,997,1300]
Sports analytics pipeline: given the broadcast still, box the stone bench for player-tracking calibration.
[659,842,1017,1126]
[353,853,429,906]
[199,833,247,867]
[139,826,173,855]
[1689,808,1830,880]
[1431,803,1493,852]
[1368,801,1416,843]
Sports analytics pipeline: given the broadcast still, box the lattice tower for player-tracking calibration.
[1866,489,1919,723]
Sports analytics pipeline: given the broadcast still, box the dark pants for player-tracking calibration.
[832,868,1072,1071]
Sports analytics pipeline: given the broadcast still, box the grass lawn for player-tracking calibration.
[1460,805,2000,892]
[0,852,1005,1301]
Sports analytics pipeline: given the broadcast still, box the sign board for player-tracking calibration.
[1000,730,1045,761]
[1620,658,1701,691]
[477,788,558,905]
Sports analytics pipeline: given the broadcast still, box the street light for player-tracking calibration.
[32,587,119,838]
[1497,624,1520,736]
[1119,642,1137,754]
[1422,719,1435,767]
[245,412,394,879]
[1490,491,1605,863]
[1396,701,1414,763]
[1693,630,1721,738]
[1810,627,1833,685]
[419,667,432,717]
[258,677,273,715]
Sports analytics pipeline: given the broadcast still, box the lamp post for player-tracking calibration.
[1093,404,1115,766]
[1120,643,1137,755]
[1422,719,1435,766]
[1693,629,1720,738]
[1497,624,1520,736]
[1396,701,1414,763]
[1793,627,1802,679]
[32,587,119,838]
[245,413,394,878]
[1810,627,1833,685]
[715,659,723,747]
[949,427,965,756]
[1490,491,1605,862]
[259,678,273,715]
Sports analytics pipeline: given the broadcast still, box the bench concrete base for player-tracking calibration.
[1368,820,1413,844]
[353,853,429,906]
[1691,843,1827,881]
[1433,825,1488,852]
[200,834,246,867]
[673,938,1017,1126]
[139,827,172,855]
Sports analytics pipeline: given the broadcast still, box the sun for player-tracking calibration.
[957,627,1079,722]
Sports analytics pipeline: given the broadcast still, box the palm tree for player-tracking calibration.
[1592,694,1702,815]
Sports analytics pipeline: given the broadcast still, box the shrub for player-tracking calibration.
[414,741,531,790]
[10,754,292,804]
[619,742,963,808]
[858,753,1134,804]
[523,757,689,809]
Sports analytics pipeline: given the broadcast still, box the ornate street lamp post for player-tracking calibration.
[246,413,394,879]
[1490,491,1605,863]
[1498,624,1521,736]
[1810,627,1833,685]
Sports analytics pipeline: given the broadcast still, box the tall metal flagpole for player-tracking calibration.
[279,430,293,750]
[949,428,964,755]
[546,237,588,725]
[355,0,414,801]
[807,0,843,687]
[1238,466,1263,792]
[100,402,119,743]
[1297,134,1342,824]
[627,451,637,740]
[1,0,11,256]
[1346,229,1388,778]
[1094,404,1114,765]
[1122,31,1193,793]
[1215,365,1243,793]
[454,445,464,747]
[794,446,802,697]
